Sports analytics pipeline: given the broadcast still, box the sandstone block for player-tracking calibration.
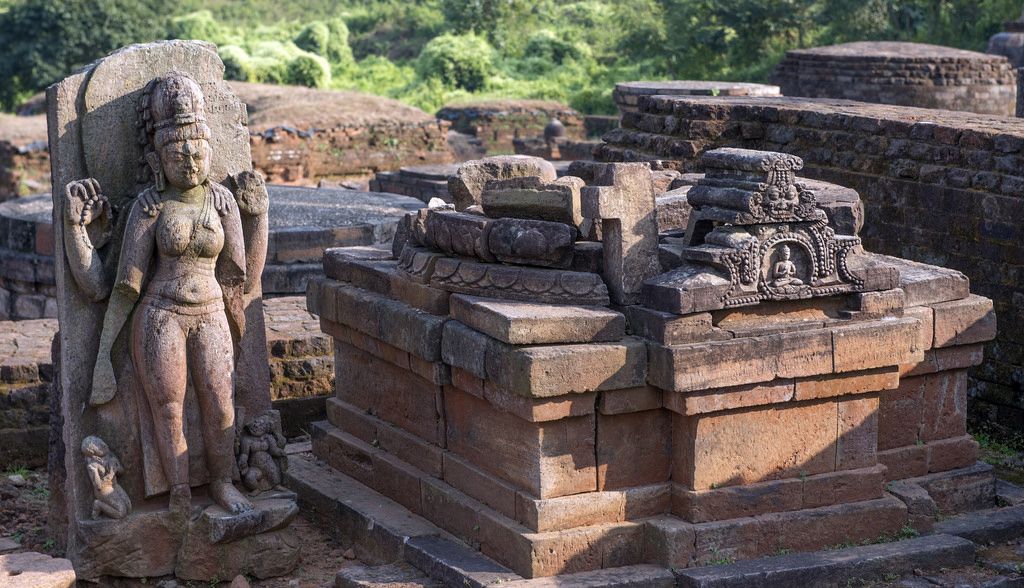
[621,305,720,345]
[322,280,446,361]
[877,254,970,306]
[443,452,518,519]
[396,246,446,284]
[482,382,596,423]
[598,386,663,415]
[664,380,795,416]
[325,397,444,477]
[673,400,841,490]
[0,552,75,588]
[515,489,625,532]
[597,410,671,490]
[794,367,899,401]
[444,386,596,498]
[389,271,450,315]
[836,395,879,470]
[919,370,968,442]
[927,435,979,473]
[832,316,923,373]
[449,294,625,345]
[521,522,644,578]
[486,336,647,398]
[481,175,584,226]
[334,343,445,444]
[903,305,934,352]
[649,328,832,393]
[449,155,558,211]
[322,246,395,295]
[878,445,929,481]
[487,217,577,269]
[932,294,997,348]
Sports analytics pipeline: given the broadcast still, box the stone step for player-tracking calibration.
[335,562,441,588]
[674,534,976,588]
[934,503,1024,545]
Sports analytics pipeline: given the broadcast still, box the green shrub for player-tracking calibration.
[287,53,331,87]
[295,18,354,72]
[218,44,253,81]
[0,0,164,109]
[416,33,494,92]
[167,9,223,42]
[523,30,590,64]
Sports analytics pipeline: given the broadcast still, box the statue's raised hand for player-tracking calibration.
[232,170,270,217]
[65,178,110,229]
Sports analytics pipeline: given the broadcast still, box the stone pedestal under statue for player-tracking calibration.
[47,41,298,582]
[294,150,997,579]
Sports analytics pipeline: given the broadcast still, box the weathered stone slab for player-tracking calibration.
[934,503,1024,545]
[336,563,442,588]
[396,246,447,284]
[429,256,610,306]
[449,294,624,345]
[673,464,885,523]
[664,380,796,416]
[931,294,997,348]
[621,305,723,345]
[0,552,76,588]
[323,246,395,295]
[487,217,577,269]
[449,155,558,211]
[405,535,520,587]
[597,410,671,490]
[481,175,584,226]
[674,533,974,588]
[874,254,970,307]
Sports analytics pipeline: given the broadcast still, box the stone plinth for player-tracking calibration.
[235,81,453,183]
[295,154,997,579]
[0,114,49,202]
[771,42,1017,116]
[0,187,422,319]
[436,100,584,154]
[0,551,75,588]
[613,81,780,115]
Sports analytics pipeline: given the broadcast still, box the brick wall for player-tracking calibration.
[597,95,1024,429]
[772,42,1017,117]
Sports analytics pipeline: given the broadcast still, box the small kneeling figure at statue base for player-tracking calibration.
[82,436,132,520]
[237,415,287,494]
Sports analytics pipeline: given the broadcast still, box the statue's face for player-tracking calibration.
[160,138,211,189]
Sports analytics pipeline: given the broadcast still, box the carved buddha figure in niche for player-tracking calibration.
[82,72,253,515]
[770,245,803,287]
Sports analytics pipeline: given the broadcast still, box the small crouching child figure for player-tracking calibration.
[82,435,132,520]
[237,415,287,494]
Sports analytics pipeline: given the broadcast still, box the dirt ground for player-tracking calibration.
[0,463,359,588]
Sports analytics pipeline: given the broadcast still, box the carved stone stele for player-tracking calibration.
[47,41,296,581]
[642,148,899,313]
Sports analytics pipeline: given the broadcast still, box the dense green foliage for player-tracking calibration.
[0,0,1020,113]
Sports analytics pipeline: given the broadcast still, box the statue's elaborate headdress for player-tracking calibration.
[135,72,212,189]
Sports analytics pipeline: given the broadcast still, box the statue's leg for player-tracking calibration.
[189,310,253,514]
[131,303,191,511]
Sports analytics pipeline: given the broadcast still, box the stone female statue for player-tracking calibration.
[81,72,255,515]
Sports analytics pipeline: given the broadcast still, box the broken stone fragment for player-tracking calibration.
[480,175,584,227]
[447,155,557,211]
[487,217,577,268]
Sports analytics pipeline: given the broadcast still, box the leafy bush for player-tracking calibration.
[294,19,355,72]
[0,0,164,109]
[287,53,331,87]
[416,33,494,92]
[167,9,223,41]
[523,30,590,64]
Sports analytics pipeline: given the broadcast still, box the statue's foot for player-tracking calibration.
[169,483,191,516]
[210,479,253,514]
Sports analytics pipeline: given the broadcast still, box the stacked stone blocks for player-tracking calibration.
[302,153,997,578]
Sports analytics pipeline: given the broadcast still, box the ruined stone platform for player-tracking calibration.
[613,80,780,115]
[297,151,999,580]
[0,297,331,468]
[771,41,1017,116]
[0,186,423,319]
[370,164,460,204]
